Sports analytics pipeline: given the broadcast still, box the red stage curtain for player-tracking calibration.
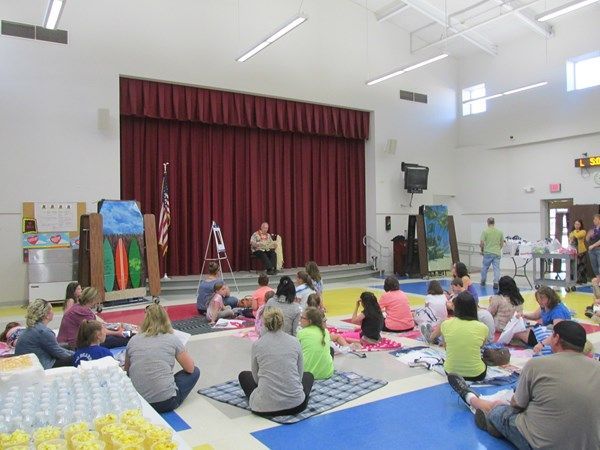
[120,79,367,274]
[120,77,369,140]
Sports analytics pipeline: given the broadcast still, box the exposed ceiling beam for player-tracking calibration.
[403,0,498,55]
[493,0,553,38]
[416,0,544,52]
[375,0,411,22]
[448,0,491,19]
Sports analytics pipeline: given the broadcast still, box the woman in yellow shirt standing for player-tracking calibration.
[569,219,587,284]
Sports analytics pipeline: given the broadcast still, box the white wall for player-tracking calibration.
[0,0,458,304]
[451,10,600,271]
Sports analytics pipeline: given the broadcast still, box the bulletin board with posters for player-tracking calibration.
[22,202,86,250]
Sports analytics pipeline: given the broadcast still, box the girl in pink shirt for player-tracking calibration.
[251,274,274,315]
[207,283,236,324]
[378,276,415,332]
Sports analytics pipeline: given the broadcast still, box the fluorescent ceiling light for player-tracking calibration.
[237,14,307,62]
[366,54,448,86]
[503,81,548,95]
[44,0,66,30]
[537,0,599,22]
[463,82,548,104]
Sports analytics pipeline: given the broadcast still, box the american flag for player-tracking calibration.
[158,165,171,258]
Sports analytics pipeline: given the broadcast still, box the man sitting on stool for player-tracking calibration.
[250,222,278,275]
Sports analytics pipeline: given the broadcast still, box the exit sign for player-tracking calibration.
[574,155,600,167]
[549,183,561,193]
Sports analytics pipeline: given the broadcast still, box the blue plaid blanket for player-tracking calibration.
[198,371,387,424]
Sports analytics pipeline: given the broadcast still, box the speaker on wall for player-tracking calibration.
[97,108,110,132]
[384,139,397,155]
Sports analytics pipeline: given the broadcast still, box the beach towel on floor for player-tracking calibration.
[339,319,421,339]
[471,365,521,387]
[391,347,447,375]
[577,321,600,334]
[531,325,552,356]
[327,326,401,351]
[198,371,387,424]
[172,317,254,335]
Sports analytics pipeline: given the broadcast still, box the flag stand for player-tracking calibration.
[200,221,239,293]
[158,162,171,281]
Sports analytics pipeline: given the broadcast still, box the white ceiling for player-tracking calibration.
[352,0,600,57]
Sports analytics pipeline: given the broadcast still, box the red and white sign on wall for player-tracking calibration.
[549,183,562,193]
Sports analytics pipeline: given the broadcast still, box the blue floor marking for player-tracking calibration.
[160,411,191,431]
[252,383,513,450]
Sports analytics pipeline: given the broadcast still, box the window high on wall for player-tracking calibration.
[566,52,600,92]
[462,83,486,116]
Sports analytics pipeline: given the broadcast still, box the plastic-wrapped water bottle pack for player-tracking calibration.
[0,366,141,434]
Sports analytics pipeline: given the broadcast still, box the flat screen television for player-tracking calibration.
[403,165,429,193]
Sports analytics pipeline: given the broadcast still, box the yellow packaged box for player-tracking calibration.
[0,354,44,389]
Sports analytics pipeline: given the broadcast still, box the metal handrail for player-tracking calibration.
[363,235,391,276]
[457,241,480,270]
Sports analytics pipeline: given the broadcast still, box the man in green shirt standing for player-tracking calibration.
[480,217,504,290]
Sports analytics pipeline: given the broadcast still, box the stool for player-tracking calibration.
[249,253,266,273]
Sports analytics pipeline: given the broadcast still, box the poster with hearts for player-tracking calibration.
[22,232,70,249]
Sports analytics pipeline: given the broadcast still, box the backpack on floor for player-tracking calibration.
[412,306,438,327]
[482,344,510,366]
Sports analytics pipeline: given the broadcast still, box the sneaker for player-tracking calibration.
[420,323,433,343]
[493,283,499,290]
[447,373,477,405]
[480,281,486,287]
[475,409,502,438]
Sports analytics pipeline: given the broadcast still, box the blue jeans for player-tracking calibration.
[589,247,600,277]
[481,253,501,285]
[150,366,201,413]
[223,296,240,308]
[487,405,532,450]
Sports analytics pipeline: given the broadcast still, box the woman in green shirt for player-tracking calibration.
[298,307,334,380]
[440,291,488,381]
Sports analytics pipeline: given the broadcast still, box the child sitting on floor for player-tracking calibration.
[1,321,26,348]
[251,273,274,316]
[207,283,238,324]
[298,307,334,379]
[254,290,276,336]
[331,292,384,347]
[306,293,325,313]
[73,319,114,367]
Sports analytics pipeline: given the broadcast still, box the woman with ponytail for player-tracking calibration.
[295,271,316,310]
[238,307,314,416]
[298,307,334,380]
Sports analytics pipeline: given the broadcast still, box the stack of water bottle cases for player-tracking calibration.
[0,354,179,450]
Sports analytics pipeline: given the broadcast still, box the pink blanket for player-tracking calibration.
[327,326,402,351]
[339,319,421,340]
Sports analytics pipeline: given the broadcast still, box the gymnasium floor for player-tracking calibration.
[2,276,598,450]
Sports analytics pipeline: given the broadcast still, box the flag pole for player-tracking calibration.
[160,162,171,281]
